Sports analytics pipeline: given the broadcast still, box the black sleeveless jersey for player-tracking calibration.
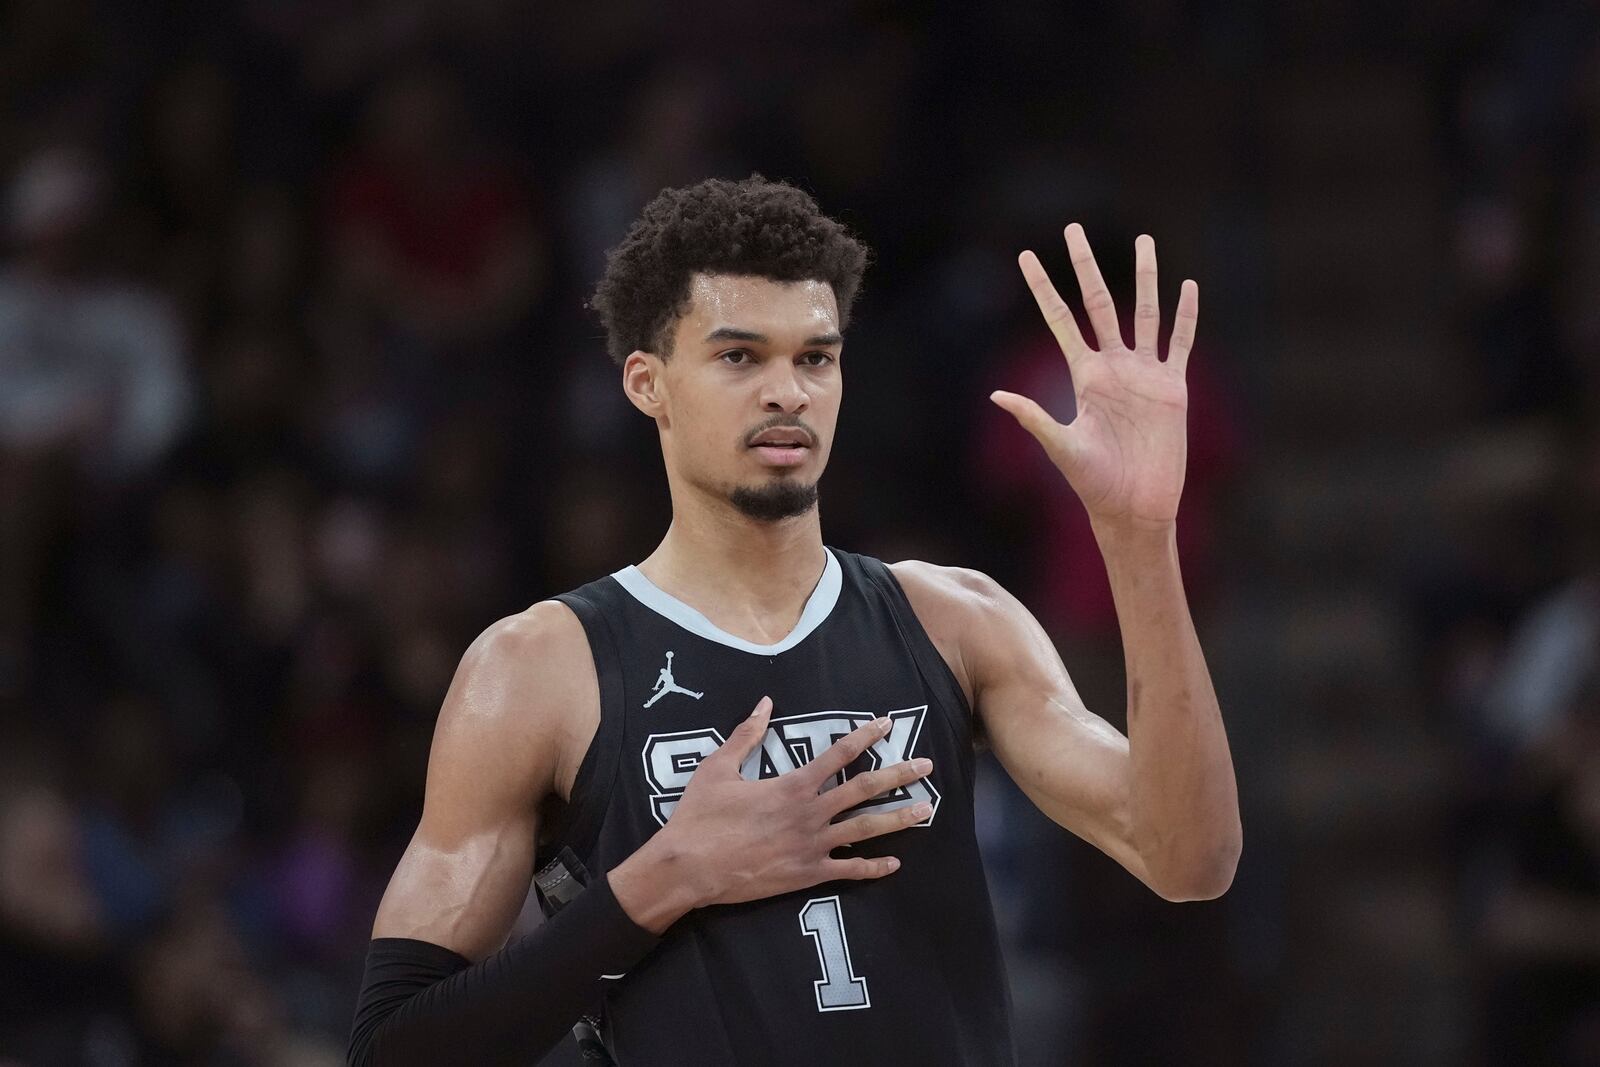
[535,546,1018,1067]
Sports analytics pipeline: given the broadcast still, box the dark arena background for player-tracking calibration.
[3,3,1599,1065]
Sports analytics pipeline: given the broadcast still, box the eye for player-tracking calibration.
[802,351,836,366]
[719,349,753,365]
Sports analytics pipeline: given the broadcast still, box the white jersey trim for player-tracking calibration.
[610,547,842,656]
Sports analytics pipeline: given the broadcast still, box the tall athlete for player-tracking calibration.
[347,176,1241,1066]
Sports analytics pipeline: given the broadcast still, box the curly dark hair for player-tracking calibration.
[589,174,871,365]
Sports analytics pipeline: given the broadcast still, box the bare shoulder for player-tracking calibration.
[885,559,1009,709]
[373,600,598,952]
[886,559,1003,624]
[466,598,592,677]
[437,598,599,805]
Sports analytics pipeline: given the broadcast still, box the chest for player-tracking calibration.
[619,614,961,820]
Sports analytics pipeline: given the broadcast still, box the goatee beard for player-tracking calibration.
[729,480,819,522]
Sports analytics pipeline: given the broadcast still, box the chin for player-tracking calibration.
[728,480,819,522]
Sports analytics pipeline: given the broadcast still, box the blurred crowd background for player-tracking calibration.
[3,2,1599,1065]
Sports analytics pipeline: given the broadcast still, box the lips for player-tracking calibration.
[749,429,813,448]
[751,443,809,467]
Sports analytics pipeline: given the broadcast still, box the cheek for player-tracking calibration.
[673,397,741,458]
[813,393,842,441]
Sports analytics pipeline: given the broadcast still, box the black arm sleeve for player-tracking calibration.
[347,871,661,1067]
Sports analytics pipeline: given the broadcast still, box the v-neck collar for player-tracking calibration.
[610,547,842,655]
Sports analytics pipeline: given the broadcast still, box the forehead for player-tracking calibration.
[677,273,839,341]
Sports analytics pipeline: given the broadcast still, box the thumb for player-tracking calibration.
[989,390,1079,472]
[989,390,1057,442]
[710,695,772,774]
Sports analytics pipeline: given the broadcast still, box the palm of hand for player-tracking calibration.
[992,224,1198,531]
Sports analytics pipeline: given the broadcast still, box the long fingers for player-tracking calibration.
[801,714,893,789]
[1169,279,1199,373]
[823,755,932,816]
[1018,249,1088,366]
[702,696,772,776]
[1133,233,1159,356]
[818,855,901,881]
[1064,222,1122,351]
[823,800,934,850]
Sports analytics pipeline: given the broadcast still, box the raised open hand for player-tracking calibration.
[990,224,1197,533]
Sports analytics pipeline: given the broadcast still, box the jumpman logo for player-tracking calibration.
[644,651,704,708]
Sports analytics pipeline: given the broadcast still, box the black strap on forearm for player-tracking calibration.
[347,869,659,1067]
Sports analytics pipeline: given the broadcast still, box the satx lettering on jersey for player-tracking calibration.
[641,705,940,828]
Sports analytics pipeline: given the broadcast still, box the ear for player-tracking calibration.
[622,350,667,417]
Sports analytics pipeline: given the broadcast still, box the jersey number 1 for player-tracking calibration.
[798,896,870,1011]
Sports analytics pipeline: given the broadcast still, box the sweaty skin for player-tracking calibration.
[370,250,1240,970]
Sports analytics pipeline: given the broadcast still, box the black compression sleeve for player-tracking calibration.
[347,871,661,1067]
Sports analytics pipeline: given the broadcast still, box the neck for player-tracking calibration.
[637,482,826,643]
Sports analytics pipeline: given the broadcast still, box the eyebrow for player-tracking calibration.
[703,327,843,347]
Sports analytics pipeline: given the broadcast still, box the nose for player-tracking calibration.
[759,361,810,413]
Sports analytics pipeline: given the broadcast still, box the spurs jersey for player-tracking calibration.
[534,547,1017,1066]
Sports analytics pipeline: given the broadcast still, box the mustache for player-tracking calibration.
[744,417,818,448]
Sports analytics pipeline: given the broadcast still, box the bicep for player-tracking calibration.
[371,806,539,962]
[371,612,568,961]
[964,577,1159,892]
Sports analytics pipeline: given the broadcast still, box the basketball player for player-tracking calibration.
[347,176,1241,1066]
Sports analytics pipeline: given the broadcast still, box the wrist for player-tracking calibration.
[608,832,705,935]
[1090,515,1178,556]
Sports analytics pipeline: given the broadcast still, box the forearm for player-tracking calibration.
[348,870,661,1067]
[608,831,706,935]
[1096,518,1241,899]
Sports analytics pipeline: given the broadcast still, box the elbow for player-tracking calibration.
[1147,826,1242,903]
[1153,864,1236,903]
